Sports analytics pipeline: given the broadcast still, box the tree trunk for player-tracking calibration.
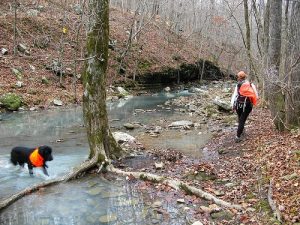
[243,0,252,74]
[83,0,122,163]
[267,0,285,130]
[285,2,300,127]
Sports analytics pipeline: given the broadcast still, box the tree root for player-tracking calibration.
[0,156,98,211]
[108,166,243,210]
[268,179,282,223]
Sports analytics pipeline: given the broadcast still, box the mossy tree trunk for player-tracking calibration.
[82,0,122,163]
[267,0,285,131]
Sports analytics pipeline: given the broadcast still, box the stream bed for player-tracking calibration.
[0,90,212,224]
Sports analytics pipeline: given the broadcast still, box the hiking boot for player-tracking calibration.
[235,136,242,143]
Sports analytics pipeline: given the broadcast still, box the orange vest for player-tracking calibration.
[239,82,258,106]
[29,148,44,167]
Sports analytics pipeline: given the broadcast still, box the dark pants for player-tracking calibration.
[236,102,252,137]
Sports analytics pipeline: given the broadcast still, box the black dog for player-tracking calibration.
[10,145,53,176]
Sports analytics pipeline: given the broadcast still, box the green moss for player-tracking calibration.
[255,199,272,214]
[211,211,233,220]
[0,93,22,111]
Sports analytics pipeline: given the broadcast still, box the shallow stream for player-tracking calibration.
[0,90,211,224]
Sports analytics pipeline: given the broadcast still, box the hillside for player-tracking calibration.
[0,1,203,110]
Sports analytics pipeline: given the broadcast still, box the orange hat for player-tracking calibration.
[237,71,247,80]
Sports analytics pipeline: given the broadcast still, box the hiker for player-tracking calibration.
[231,71,258,143]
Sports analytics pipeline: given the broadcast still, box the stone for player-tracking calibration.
[53,99,63,106]
[73,4,82,15]
[99,214,117,223]
[29,64,36,72]
[109,39,117,50]
[46,60,64,76]
[41,76,49,84]
[176,199,185,204]
[209,204,221,212]
[213,96,231,112]
[15,81,23,88]
[225,183,236,188]
[27,9,39,17]
[1,48,8,55]
[154,162,164,169]
[189,87,208,94]
[112,131,135,143]
[0,93,22,111]
[123,123,134,130]
[164,86,171,92]
[211,211,233,220]
[116,86,129,96]
[213,190,225,196]
[17,44,30,55]
[11,68,22,80]
[169,120,194,128]
[200,206,211,213]
[192,222,204,225]
[152,201,162,208]
[36,5,45,12]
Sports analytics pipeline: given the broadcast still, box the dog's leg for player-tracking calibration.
[42,166,49,176]
[28,164,34,177]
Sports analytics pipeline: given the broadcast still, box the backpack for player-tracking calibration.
[237,81,257,106]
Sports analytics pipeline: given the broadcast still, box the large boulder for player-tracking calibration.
[0,93,22,111]
[112,132,136,143]
[212,97,231,112]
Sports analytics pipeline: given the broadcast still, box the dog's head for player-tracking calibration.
[38,146,53,162]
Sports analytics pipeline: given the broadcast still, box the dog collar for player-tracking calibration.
[29,148,44,167]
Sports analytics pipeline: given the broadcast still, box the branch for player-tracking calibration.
[268,179,282,222]
[0,156,99,211]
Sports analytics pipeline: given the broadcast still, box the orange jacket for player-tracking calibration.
[29,148,44,167]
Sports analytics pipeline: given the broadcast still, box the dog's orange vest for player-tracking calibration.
[29,148,44,167]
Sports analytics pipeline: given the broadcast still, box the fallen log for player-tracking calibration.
[109,166,243,210]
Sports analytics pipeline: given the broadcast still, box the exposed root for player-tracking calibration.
[109,166,243,210]
[0,156,98,211]
[268,179,282,223]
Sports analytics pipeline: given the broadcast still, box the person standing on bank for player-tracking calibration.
[231,71,258,143]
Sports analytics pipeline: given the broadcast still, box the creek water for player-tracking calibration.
[0,90,211,224]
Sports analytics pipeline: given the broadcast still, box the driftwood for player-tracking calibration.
[109,166,243,210]
[268,179,282,223]
[0,156,98,211]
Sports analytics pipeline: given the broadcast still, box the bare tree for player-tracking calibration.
[285,1,300,127]
[267,0,285,130]
[83,0,122,161]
